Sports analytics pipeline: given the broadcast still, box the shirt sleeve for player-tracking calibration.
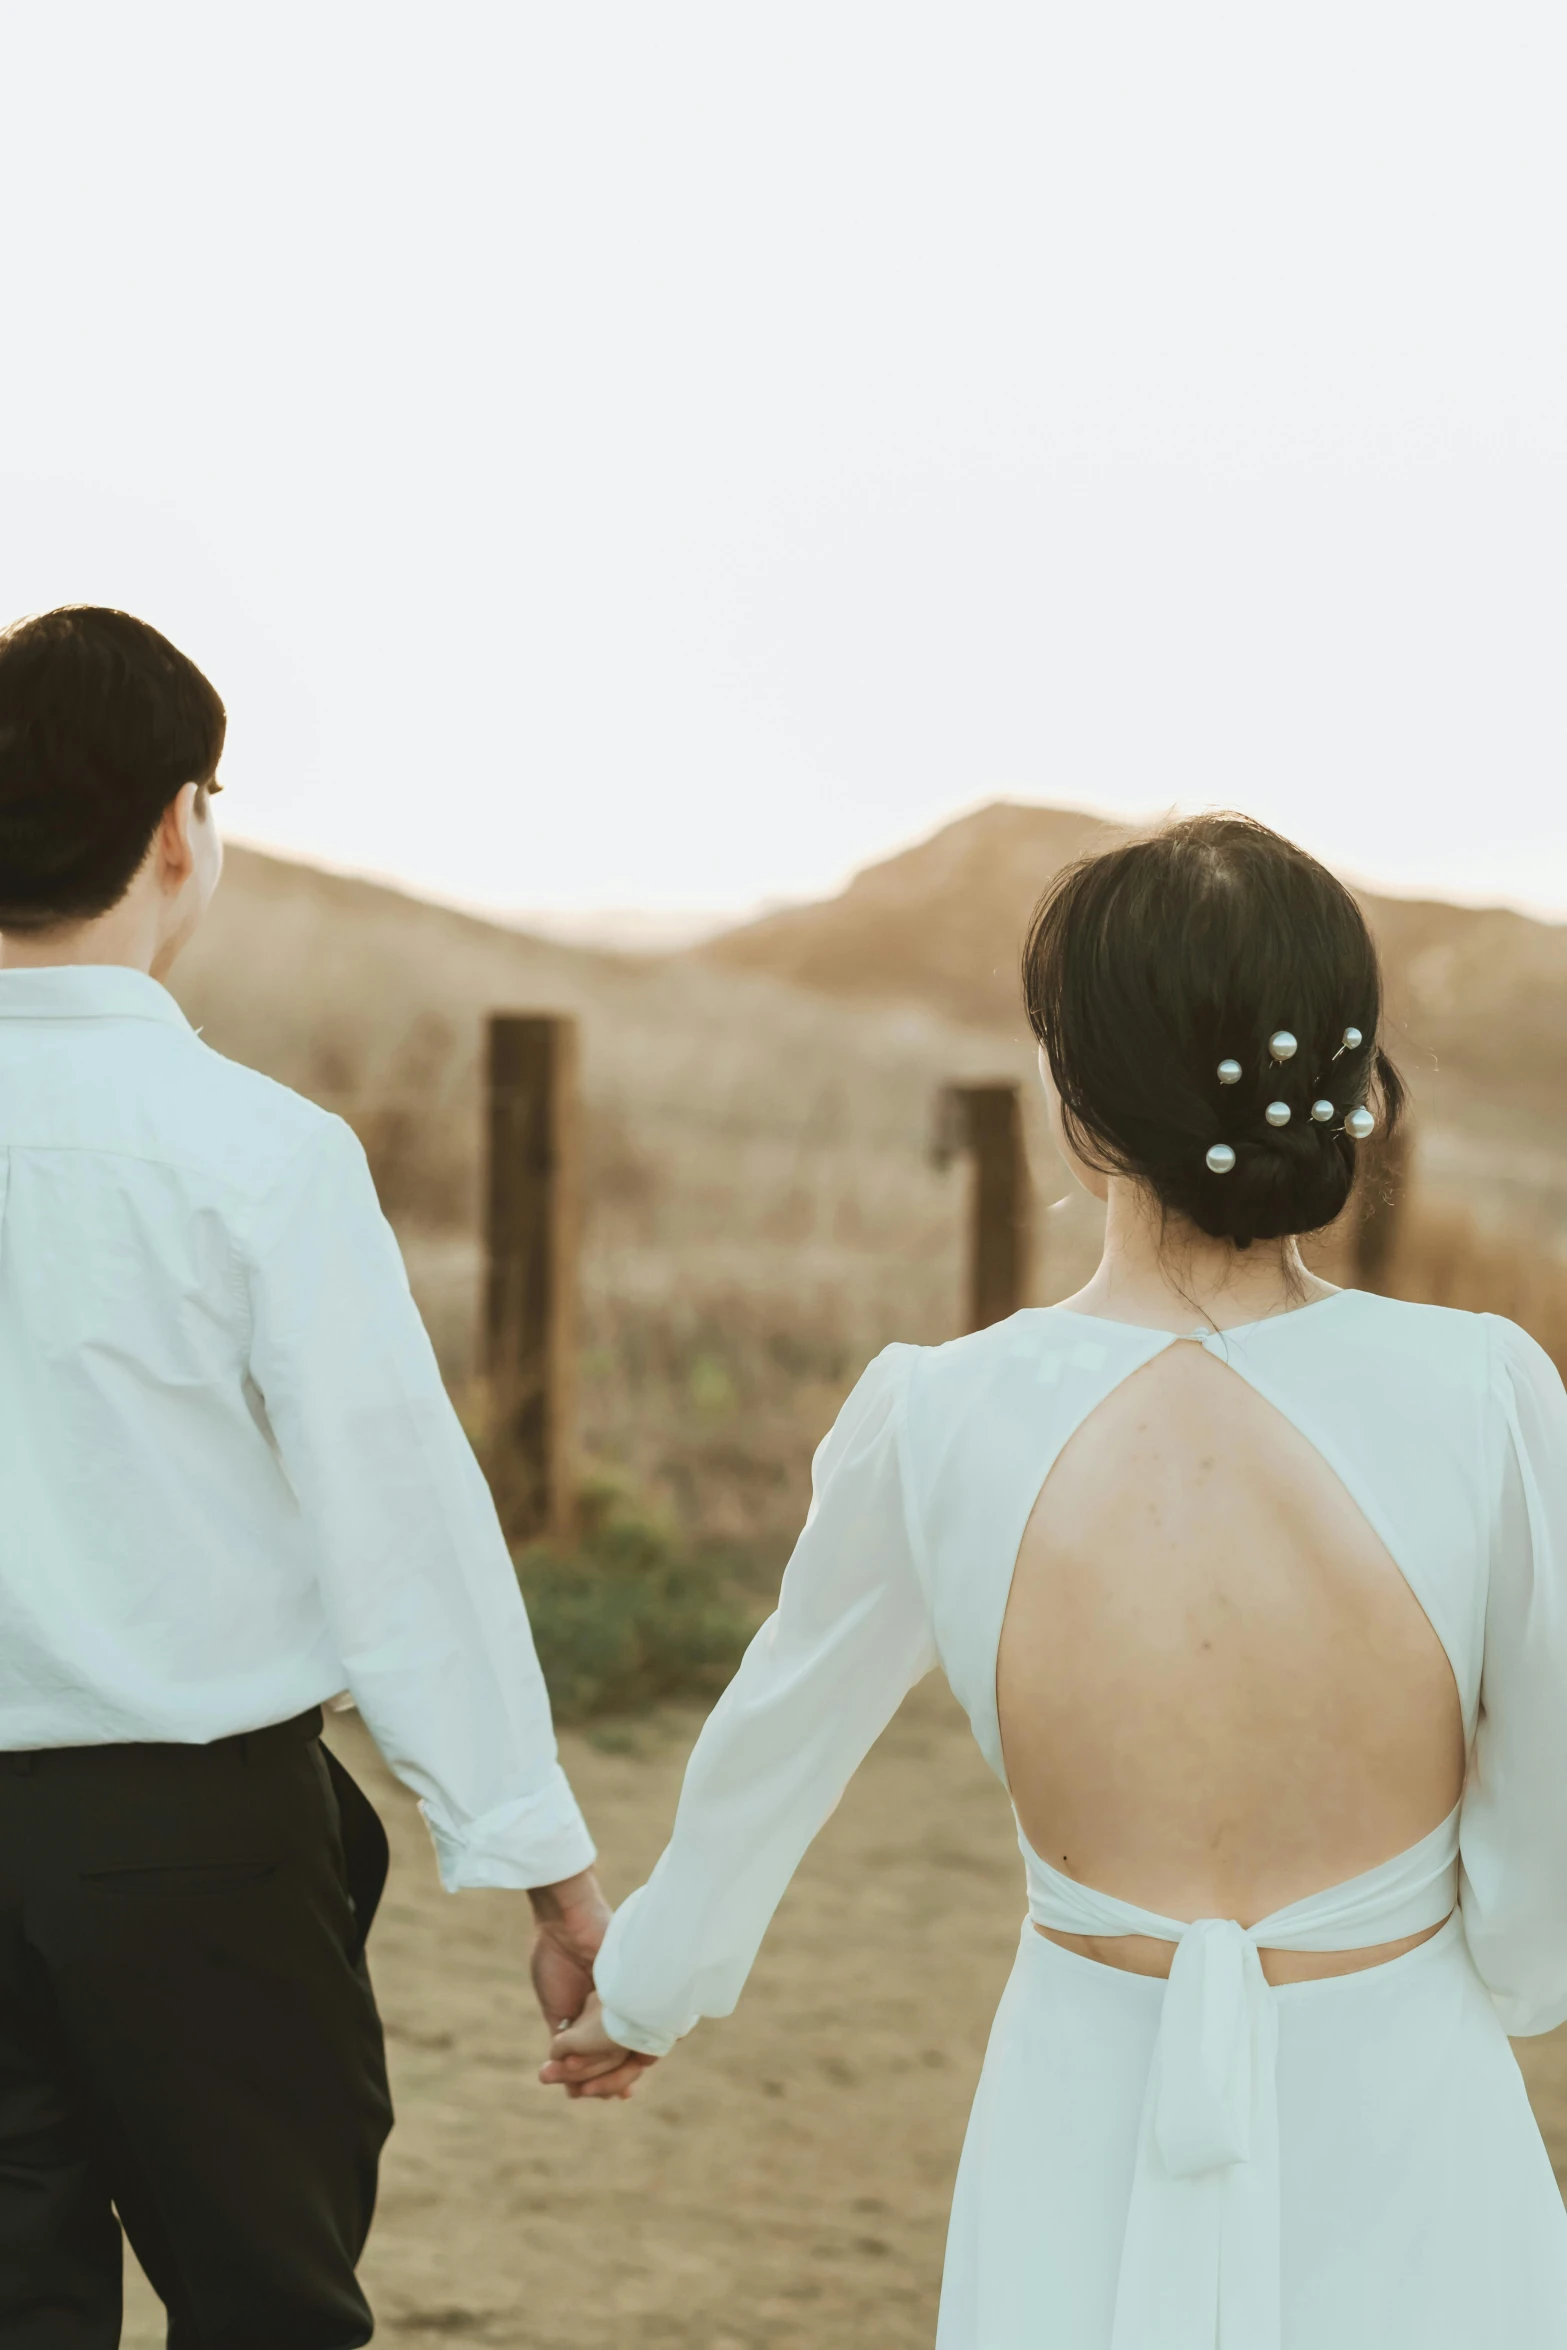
[1459,1315,1567,2035]
[243,1115,594,1893]
[592,1344,937,2057]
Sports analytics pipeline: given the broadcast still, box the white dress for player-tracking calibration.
[594,1292,1567,2347]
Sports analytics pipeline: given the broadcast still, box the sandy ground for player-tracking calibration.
[123,1684,1567,2348]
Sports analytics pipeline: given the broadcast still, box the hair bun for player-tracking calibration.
[1023,813,1403,1250]
[1187,1119,1353,1249]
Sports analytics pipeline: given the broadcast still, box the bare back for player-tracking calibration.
[997,1339,1465,1980]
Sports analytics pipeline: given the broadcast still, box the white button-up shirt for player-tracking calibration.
[0,964,593,1891]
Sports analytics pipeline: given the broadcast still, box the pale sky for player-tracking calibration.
[2,5,1564,922]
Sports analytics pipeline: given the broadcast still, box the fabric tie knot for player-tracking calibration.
[1021,1807,1458,2350]
[1153,1917,1272,2177]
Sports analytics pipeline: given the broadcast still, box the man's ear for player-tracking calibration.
[156,785,200,893]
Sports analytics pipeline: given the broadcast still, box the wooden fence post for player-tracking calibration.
[933,1082,1034,1332]
[485,1014,579,1544]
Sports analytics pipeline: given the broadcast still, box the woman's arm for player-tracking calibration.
[570,1345,937,2071]
[1460,1317,1567,2036]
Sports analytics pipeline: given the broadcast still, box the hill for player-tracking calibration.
[698,802,1567,1248]
[700,805,1123,1032]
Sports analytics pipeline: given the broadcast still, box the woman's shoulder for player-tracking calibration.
[893,1310,1169,1440]
[899,1292,1509,1420]
[914,1292,1489,1366]
[1327,1290,1550,1384]
[1242,1289,1503,1415]
[879,1293,1551,1431]
[909,1306,1162,1379]
[1324,1287,1490,1346]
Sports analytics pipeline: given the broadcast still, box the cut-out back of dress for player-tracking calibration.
[595,1284,1567,2055]
[997,1325,1466,1958]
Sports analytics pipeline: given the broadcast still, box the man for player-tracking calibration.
[0,606,613,2347]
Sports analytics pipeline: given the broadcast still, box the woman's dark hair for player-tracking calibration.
[1023,813,1404,1249]
[0,606,226,932]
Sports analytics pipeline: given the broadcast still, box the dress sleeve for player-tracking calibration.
[592,1344,937,2056]
[1459,1316,1567,2036]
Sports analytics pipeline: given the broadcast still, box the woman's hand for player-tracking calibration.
[539,1992,660,2101]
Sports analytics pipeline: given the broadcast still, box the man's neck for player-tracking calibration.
[0,911,158,974]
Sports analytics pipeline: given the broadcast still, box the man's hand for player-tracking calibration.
[540,1991,659,2101]
[527,1868,612,2034]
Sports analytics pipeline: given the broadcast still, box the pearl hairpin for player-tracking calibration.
[1205,1025,1372,1170]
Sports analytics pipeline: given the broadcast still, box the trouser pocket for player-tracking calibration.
[312,1741,391,1964]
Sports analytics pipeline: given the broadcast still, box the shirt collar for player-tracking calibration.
[0,965,194,1031]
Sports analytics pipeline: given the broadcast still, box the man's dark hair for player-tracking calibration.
[0,606,226,932]
[1023,812,1404,1250]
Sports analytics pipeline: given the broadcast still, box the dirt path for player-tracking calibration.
[125,1686,1567,2347]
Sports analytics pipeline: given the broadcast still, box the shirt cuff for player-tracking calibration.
[589,1885,700,2057]
[597,2002,684,2060]
[420,1763,596,1891]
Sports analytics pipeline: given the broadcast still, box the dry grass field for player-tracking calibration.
[120,1696,1567,2349]
[171,838,1118,1553]
[172,844,1091,1554]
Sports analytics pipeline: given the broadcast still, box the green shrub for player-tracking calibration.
[516,1476,755,1725]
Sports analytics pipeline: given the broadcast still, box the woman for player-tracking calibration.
[545,814,1567,2348]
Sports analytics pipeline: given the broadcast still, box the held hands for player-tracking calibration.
[540,1991,658,2101]
[527,1869,660,2102]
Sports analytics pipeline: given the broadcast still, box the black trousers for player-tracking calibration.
[0,1709,393,2350]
